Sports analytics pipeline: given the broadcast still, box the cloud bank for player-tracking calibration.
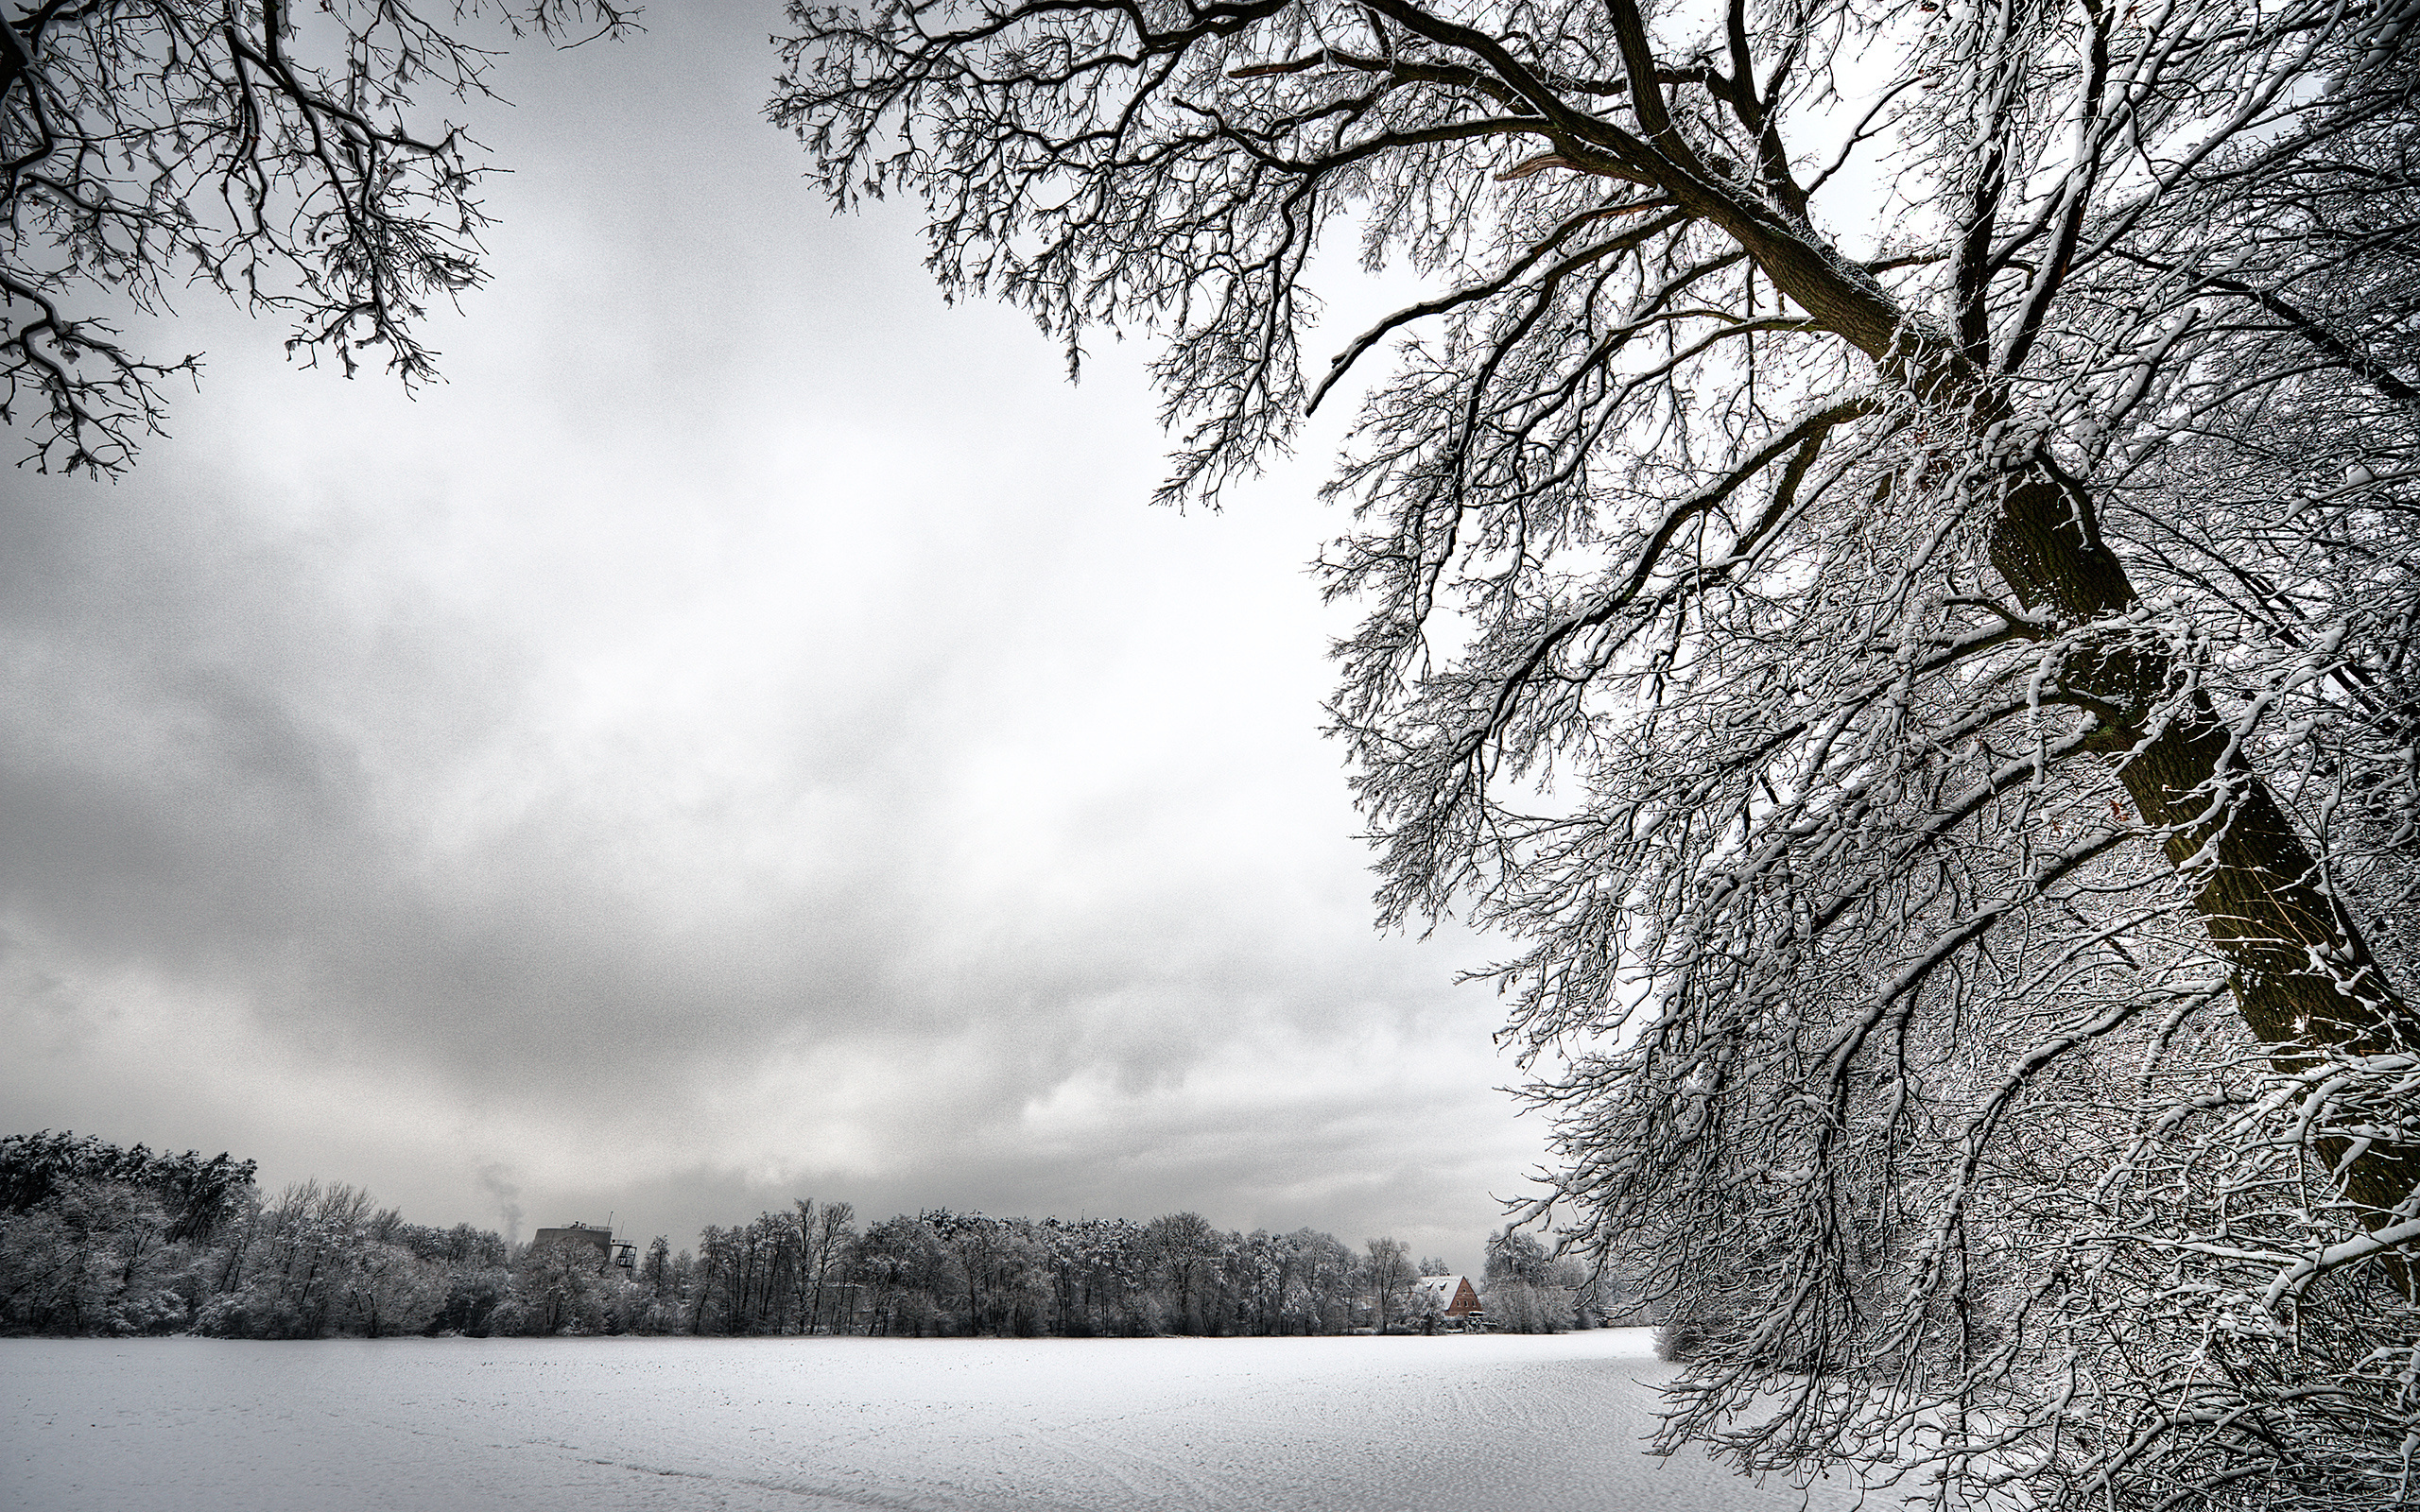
[0,9,1545,1268]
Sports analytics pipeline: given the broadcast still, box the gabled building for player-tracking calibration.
[1414,1274,1481,1317]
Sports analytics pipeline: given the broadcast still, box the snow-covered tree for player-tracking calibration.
[777,0,2420,1502]
[1362,1235,1415,1330]
[1483,1228,1552,1288]
[798,1199,856,1334]
[1,0,634,475]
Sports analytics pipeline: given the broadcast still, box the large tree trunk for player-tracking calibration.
[1991,472,2420,1223]
[1676,169,2420,1221]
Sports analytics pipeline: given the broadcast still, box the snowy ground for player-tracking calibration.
[4,1329,1865,1511]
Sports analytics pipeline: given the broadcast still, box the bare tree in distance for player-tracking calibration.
[1,0,637,477]
[776,0,2420,1503]
[1362,1235,1412,1331]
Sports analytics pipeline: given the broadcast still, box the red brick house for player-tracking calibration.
[1414,1274,1481,1317]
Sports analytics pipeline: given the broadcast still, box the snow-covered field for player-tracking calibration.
[4,1329,1859,1511]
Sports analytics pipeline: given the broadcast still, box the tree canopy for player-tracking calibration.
[0,1133,1427,1341]
[1,0,632,476]
[776,0,2420,1503]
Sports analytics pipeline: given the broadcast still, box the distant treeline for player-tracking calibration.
[0,1132,1628,1340]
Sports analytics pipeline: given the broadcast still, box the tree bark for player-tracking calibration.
[1632,146,2420,1221]
[1988,472,2420,1223]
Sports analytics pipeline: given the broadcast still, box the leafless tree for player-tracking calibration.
[777,0,2420,1503]
[800,1196,855,1333]
[1,0,634,476]
[1362,1234,1413,1330]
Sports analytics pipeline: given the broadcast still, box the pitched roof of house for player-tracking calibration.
[1414,1275,1480,1311]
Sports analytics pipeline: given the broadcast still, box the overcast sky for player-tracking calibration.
[0,5,1547,1269]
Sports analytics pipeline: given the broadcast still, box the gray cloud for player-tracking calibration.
[0,7,1545,1266]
